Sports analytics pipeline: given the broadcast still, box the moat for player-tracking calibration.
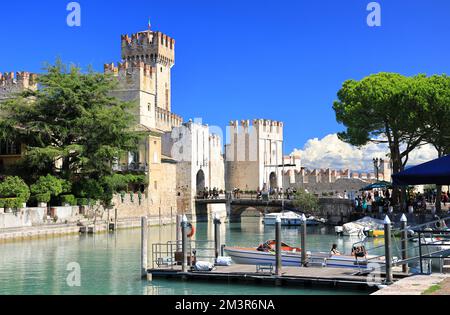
[0,218,387,295]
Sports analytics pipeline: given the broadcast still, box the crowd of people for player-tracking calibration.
[198,187,222,200]
[231,187,298,200]
[353,189,391,212]
[353,188,450,212]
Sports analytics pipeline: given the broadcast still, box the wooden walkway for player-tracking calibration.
[147,264,410,291]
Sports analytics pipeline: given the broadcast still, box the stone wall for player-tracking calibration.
[318,198,354,225]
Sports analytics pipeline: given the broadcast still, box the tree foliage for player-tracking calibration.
[293,189,319,214]
[0,60,141,183]
[0,176,31,207]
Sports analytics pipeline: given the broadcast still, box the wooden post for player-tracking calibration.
[275,216,282,276]
[176,214,182,251]
[107,208,110,231]
[141,216,148,278]
[114,208,118,231]
[213,213,221,263]
[400,214,409,274]
[384,215,393,284]
[181,215,188,273]
[301,214,307,267]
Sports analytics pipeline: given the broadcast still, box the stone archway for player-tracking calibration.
[196,169,206,196]
[269,172,278,190]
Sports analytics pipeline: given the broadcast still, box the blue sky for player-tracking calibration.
[1,0,449,155]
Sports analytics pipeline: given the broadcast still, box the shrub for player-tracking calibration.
[0,176,30,205]
[0,198,22,209]
[31,175,70,199]
[35,193,51,203]
[61,194,77,206]
[77,198,89,206]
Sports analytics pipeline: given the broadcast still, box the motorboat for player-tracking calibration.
[223,240,388,270]
[263,211,326,226]
[335,216,385,237]
[264,211,301,226]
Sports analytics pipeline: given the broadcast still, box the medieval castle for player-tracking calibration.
[0,25,391,219]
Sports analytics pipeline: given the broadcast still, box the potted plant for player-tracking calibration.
[0,177,31,212]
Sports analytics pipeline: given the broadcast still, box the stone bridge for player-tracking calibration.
[195,197,354,223]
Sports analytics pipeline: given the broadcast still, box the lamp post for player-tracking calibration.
[373,158,380,181]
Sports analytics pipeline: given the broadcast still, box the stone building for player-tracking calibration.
[0,72,37,171]
[225,119,284,192]
[162,120,225,218]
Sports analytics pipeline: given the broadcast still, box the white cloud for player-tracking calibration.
[291,134,438,171]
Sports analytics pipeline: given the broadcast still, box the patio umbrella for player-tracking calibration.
[392,155,450,186]
[360,181,392,191]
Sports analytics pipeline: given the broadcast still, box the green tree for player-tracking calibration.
[333,73,425,208]
[30,174,71,204]
[0,60,140,183]
[414,74,450,212]
[0,176,31,208]
[293,189,319,214]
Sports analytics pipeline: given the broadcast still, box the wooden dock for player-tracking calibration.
[147,264,410,291]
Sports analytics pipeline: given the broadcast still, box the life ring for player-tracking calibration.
[186,223,195,238]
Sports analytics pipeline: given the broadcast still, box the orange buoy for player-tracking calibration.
[187,223,195,238]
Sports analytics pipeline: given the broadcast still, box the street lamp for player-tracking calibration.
[373,158,381,181]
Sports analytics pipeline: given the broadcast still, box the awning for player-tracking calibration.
[392,155,450,186]
[360,181,392,191]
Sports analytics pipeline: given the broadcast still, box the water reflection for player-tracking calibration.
[0,219,376,295]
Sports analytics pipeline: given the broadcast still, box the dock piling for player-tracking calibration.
[213,213,221,263]
[141,216,148,278]
[301,214,307,267]
[400,214,409,274]
[384,215,393,284]
[176,215,182,251]
[114,208,118,231]
[275,216,282,276]
[181,215,188,273]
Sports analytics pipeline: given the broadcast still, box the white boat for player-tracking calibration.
[336,216,385,237]
[263,211,302,226]
[223,240,387,270]
[263,211,325,226]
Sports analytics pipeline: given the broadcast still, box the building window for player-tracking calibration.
[160,67,163,72]
[153,151,159,163]
[148,103,151,112]
[154,181,158,190]
[0,141,21,156]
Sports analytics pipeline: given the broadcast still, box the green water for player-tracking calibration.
[0,218,382,295]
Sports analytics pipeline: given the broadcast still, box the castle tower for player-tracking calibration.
[105,25,181,132]
[225,119,284,191]
[121,28,175,112]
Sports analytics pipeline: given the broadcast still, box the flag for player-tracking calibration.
[148,18,151,30]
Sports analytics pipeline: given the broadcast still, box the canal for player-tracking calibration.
[0,218,388,295]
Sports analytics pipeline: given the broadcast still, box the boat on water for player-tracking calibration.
[335,216,385,237]
[223,240,388,269]
[263,211,326,226]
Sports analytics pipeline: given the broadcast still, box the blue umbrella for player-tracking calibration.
[392,155,450,186]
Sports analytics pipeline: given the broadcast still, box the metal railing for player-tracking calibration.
[151,240,217,270]
[350,216,450,274]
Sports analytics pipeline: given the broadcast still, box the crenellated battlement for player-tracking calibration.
[121,30,175,67]
[209,134,222,148]
[104,61,157,95]
[229,118,284,138]
[104,61,155,77]
[155,106,183,130]
[0,71,38,100]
